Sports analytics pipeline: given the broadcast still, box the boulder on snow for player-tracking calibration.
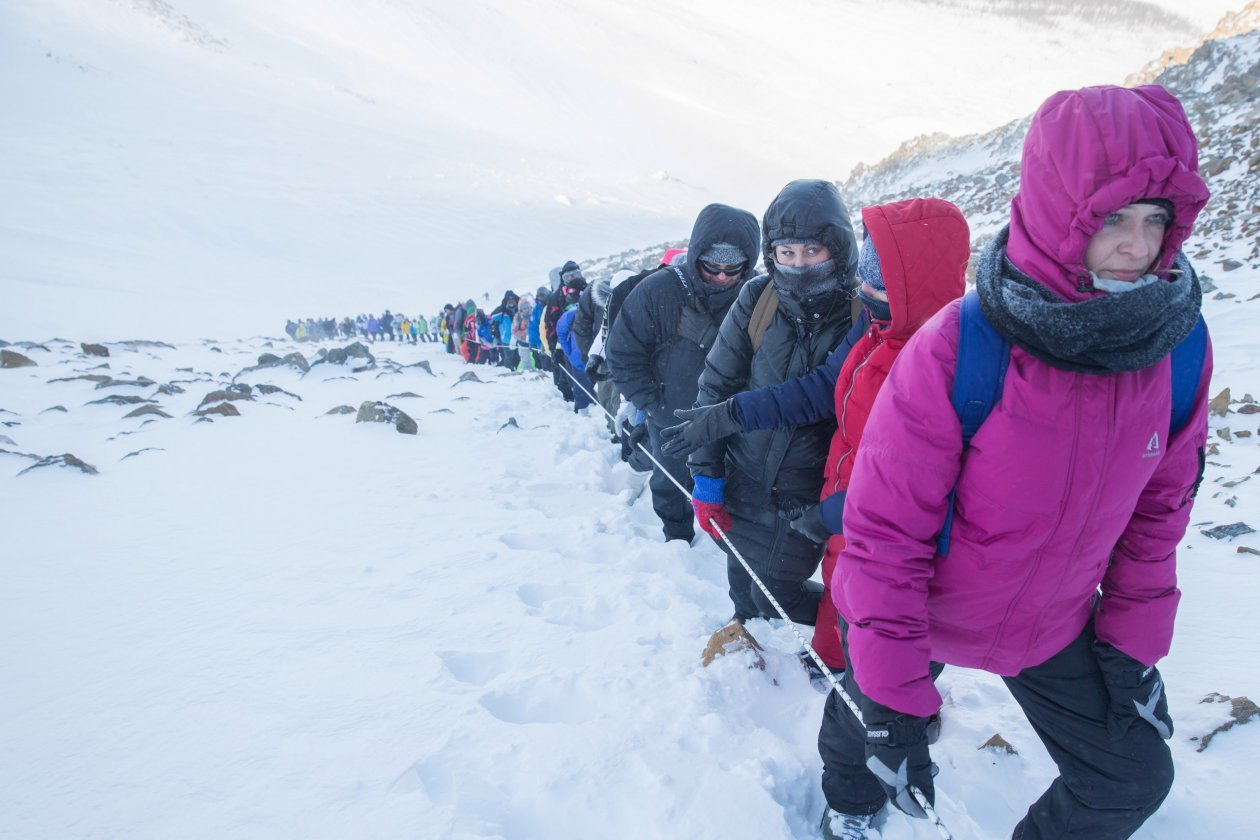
[18,453,98,476]
[324,405,356,415]
[48,373,112,385]
[355,400,416,435]
[256,384,301,400]
[1193,693,1259,752]
[313,342,375,372]
[94,376,156,389]
[454,371,484,385]
[1,350,37,368]
[979,734,1018,755]
[123,405,172,419]
[41,405,68,414]
[156,383,185,396]
[86,394,154,406]
[406,360,435,376]
[197,389,255,410]
[195,402,241,418]
[81,342,110,357]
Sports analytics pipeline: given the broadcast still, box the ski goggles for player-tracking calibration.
[698,260,748,278]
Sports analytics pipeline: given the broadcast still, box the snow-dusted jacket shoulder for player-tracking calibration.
[836,299,1212,716]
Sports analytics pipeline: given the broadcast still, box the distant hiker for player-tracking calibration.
[607,205,759,543]
[812,85,1212,839]
[490,291,520,369]
[685,180,857,624]
[661,197,969,682]
[543,262,587,402]
[556,307,594,412]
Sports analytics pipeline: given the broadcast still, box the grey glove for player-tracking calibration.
[781,503,832,543]
[659,400,741,458]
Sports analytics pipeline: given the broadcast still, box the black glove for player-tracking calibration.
[620,420,649,462]
[780,503,832,543]
[659,400,741,458]
[864,709,935,819]
[586,354,610,382]
[1094,643,1174,741]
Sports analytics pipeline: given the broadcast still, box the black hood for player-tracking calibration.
[762,180,858,289]
[684,203,761,291]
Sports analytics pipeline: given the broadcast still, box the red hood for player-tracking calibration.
[861,198,970,341]
[1007,84,1209,302]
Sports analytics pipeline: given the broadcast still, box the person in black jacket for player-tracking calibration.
[607,204,760,543]
[686,179,859,625]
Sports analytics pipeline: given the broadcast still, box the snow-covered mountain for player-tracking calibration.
[0,0,1242,339]
[838,10,1259,272]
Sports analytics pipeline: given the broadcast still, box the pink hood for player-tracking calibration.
[1007,85,1210,302]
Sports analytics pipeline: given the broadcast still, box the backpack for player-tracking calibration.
[935,292,1207,556]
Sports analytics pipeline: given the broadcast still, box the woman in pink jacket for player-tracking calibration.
[819,84,1212,839]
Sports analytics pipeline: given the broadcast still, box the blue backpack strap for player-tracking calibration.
[936,293,1010,556]
[1169,314,1206,435]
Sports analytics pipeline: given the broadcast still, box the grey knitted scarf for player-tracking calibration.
[976,227,1202,374]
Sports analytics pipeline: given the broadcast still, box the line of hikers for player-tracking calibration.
[284,312,442,344]
[449,85,1214,840]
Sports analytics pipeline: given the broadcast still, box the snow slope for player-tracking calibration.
[0,325,1257,839]
[0,0,1239,339]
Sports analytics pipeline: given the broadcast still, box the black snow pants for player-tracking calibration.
[645,419,694,542]
[818,618,1173,838]
[715,504,823,624]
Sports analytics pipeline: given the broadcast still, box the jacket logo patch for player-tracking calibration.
[1143,431,1161,458]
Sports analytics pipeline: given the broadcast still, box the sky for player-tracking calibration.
[0,0,1250,339]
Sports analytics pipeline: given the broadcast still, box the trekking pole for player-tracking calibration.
[553,362,952,838]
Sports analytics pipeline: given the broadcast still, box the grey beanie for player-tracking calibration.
[699,241,747,265]
[858,236,884,292]
[772,237,823,248]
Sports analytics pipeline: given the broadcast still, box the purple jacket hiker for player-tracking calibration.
[837,85,1214,719]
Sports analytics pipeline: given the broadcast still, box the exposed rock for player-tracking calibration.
[41,406,68,414]
[1193,693,1259,752]
[701,620,765,670]
[256,384,301,400]
[123,405,172,419]
[1,350,37,368]
[386,391,423,399]
[256,352,283,367]
[1209,388,1231,417]
[48,373,113,384]
[406,360,435,375]
[227,382,253,395]
[18,453,98,476]
[14,341,49,352]
[197,389,255,409]
[86,395,153,406]
[1220,258,1243,271]
[979,734,1018,755]
[1237,546,1260,557]
[355,400,417,435]
[121,447,166,460]
[94,377,156,389]
[455,371,484,385]
[0,434,15,446]
[430,408,455,415]
[195,402,241,418]
[1201,522,1256,540]
[312,342,374,372]
[110,340,174,350]
[0,447,39,461]
[498,417,520,432]
[81,342,110,357]
[324,405,356,415]
[156,383,185,396]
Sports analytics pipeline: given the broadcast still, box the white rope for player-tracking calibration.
[549,360,954,838]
